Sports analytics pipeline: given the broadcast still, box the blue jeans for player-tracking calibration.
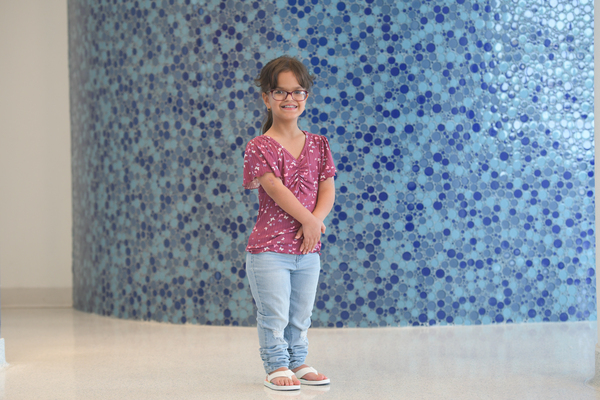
[246,251,321,374]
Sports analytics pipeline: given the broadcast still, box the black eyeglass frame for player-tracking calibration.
[268,89,309,101]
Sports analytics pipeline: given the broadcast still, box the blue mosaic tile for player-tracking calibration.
[69,0,596,327]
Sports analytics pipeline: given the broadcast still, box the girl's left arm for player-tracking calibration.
[312,177,335,223]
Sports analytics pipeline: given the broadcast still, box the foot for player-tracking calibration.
[292,364,328,382]
[267,367,301,387]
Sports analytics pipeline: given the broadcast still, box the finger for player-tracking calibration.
[306,242,314,253]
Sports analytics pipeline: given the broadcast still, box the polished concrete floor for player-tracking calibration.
[0,308,597,399]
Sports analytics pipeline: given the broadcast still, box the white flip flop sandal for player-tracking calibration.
[264,369,301,391]
[293,367,331,385]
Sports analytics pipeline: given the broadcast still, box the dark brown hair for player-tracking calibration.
[255,56,314,134]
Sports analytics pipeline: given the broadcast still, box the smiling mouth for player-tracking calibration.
[281,105,298,109]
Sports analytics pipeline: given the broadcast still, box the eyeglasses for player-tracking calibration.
[268,89,308,101]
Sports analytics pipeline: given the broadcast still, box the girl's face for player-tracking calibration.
[262,70,308,125]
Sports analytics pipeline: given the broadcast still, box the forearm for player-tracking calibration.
[312,178,335,222]
[258,173,317,225]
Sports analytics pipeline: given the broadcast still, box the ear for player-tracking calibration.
[262,92,270,109]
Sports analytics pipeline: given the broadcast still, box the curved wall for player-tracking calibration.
[69,0,595,327]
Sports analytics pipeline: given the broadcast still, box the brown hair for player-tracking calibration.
[255,56,314,134]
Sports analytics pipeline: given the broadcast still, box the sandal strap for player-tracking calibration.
[267,369,294,382]
[294,367,318,379]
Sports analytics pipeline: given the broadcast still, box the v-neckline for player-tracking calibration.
[264,131,308,161]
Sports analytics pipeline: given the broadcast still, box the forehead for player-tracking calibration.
[276,70,303,89]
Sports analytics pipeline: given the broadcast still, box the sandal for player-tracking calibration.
[294,367,330,386]
[264,369,301,391]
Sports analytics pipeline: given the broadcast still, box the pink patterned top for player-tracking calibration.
[243,131,337,254]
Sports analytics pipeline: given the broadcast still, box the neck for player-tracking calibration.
[268,119,303,138]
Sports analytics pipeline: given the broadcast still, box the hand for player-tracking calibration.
[295,219,326,254]
[295,223,326,240]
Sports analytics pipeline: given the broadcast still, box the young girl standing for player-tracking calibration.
[243,56,336,391]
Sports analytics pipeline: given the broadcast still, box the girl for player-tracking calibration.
[243,56,336,391]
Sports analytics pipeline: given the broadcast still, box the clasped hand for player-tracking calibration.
[294,217,326,254]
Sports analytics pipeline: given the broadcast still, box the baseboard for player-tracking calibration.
[1,287,72,308]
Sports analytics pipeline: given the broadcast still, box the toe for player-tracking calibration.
[303,373,316,381]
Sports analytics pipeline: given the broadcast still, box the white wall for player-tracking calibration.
[0,0,72,306]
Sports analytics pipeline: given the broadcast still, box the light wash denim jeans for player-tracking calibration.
[246,251,321,374]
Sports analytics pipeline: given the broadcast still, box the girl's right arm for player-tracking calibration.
[257,172,324,254]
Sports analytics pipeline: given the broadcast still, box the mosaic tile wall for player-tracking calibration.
[69,0,595,327]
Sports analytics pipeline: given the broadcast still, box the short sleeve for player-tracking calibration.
[243,138,282,190]
[318,135,337,182]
